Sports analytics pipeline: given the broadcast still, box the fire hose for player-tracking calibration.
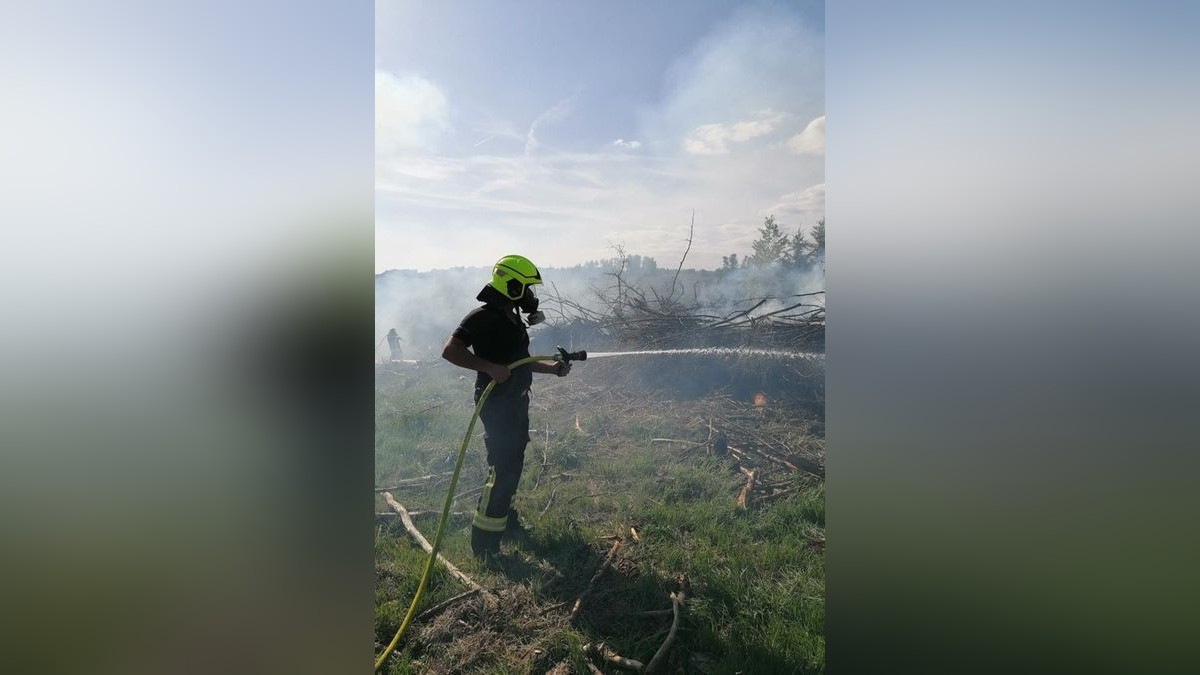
[374,347,587,671]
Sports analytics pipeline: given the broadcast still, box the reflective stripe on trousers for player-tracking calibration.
[472,467,508,532]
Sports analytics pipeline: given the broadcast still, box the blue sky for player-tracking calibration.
[375,1,824,272]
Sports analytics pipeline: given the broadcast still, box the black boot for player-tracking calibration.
[470,526,502,560]
[505,508,531,544]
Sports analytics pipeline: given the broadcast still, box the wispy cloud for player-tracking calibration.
[524,95,576,156]
[612,138,642,149]
[375,70,450,153]
[683,110,786,155]
[786,115,824,155]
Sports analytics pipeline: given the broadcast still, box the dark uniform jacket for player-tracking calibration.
[452,302,532,399]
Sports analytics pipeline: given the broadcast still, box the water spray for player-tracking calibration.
[587,347,823,361]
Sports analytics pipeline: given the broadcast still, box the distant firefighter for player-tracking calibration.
[386,328,403,361]
[712,430,728,458]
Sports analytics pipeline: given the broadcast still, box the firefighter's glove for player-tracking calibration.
[555,361,572,377]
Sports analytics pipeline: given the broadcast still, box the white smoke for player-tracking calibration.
[375,260,824,363]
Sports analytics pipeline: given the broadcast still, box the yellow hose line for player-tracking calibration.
[374,354,554,671]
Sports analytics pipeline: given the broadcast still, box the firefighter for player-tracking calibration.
[386,328,403,361]
[441,255,571,560]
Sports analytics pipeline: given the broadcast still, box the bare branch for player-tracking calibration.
[375,472,455,492]
[382,493,486,593]
[645,591,685,673]
[414,588,481,622]
[377,510,471,518]
[669,210,695,303]
[540,485,558,516]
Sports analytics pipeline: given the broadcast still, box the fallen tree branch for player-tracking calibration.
[705,298,768,329]
[736,468,758,509]
[585,642,645,672]
[729,444,811,475]
[376,510,471,518]
[726,445,754,466]
[415,588,481,622]
[570,538,623,622]
[374,472,454,492]
[645,591,685,673]
[382,493,486,593]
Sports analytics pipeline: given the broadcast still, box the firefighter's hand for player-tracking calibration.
[555,361,572,377]
[487,364,511,383]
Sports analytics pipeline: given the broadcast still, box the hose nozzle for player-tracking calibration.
[556,346,587,362]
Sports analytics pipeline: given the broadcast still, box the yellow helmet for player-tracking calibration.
[489,254,543,300]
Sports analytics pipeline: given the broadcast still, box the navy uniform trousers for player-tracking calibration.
[470,388,530,557]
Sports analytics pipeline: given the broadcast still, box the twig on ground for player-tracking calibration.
[570,538,623,622]
[376,510,471,518]
[415,588,481,622]
[374,472,454,492]
[540,599,571,615]
[645,591,685,673]
[382,493,486,593]
[452,485,484,504]
[585,642,645,672]
[540,486,558,516]
[726,445,751,464]
[744,445,802,473]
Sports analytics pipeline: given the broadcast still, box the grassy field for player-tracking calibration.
[375,354,824,674]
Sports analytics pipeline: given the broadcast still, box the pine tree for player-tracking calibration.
[789,227,812,268]
[808,218,825,267]
[748,215,790,266]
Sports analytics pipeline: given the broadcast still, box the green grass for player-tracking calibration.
[375,361,825,673]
